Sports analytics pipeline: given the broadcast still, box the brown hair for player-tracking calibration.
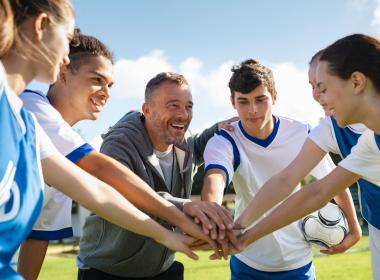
[10,0,74,67]
[320,34,380,91]
[145,72,189,101]
[0,0,14,58]
[309,49,324,66]
[228,59,276,98]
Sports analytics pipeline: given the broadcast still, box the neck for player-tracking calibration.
[1,54,35,95]
[358,93,380,133]
[242,116,275,140]
[144,121,172,152]
[48,85,79,126]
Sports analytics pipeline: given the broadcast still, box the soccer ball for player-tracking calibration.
[301,202,349,249]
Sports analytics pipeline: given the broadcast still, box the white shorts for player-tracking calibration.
[28,184,73,240]
[369,224,380,280]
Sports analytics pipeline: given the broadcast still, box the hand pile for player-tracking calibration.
[181,200,248,260]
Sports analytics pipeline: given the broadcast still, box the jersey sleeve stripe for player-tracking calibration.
[375,133,380,151]
[27,227,73,240]
[215,130,240,171]
[65,143,95,163]
[204,164,230,193]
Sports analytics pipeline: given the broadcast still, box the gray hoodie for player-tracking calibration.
[78,111,218,278]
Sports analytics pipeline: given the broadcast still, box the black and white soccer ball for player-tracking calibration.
[301,202,349,249]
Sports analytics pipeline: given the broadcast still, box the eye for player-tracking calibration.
[92,77,102,84]
[168,103,178,109]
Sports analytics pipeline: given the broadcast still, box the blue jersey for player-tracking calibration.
[0,81,44,279]
[331,117,380,229]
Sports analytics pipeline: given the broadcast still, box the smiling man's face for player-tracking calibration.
[143,81,193,150]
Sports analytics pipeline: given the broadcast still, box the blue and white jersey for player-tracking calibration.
[20,90,95,240]
[309,116,380,229]
[0,66,55,279]
[204,116,334,272]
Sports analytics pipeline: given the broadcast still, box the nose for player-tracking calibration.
[248,103,258,114]
[62,55,70,66]
[177,105,190,120]
[313,87,321,103]
[102,84,111,100]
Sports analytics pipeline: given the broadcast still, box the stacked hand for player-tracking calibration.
[182,200,247,259]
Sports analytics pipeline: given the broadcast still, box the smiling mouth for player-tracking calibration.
[90,97,106,112]
[170,123,186,131]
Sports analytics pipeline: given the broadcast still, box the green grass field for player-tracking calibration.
[39,237,372,280]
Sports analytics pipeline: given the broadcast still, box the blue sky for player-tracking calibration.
[32,0,380,141]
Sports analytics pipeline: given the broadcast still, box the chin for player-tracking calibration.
[90,114,99,120]
[335,117,349,128]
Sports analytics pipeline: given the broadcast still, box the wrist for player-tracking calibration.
[153,226,171,245]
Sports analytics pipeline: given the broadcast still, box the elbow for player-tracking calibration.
[276,172,296,196]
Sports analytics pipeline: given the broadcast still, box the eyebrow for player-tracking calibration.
[255,95,267,99]
[167,100,194,106]
[236,96,248,100]
[90,71,114,87]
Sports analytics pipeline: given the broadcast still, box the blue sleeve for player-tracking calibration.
[65,143,94,163]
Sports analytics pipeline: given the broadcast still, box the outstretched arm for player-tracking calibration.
[41,153,199,260]
[241,166,360,247]
[76,151,216,248]
[236,139,327,228]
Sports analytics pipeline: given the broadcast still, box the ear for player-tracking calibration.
[33,13,49,42]
[142,102,151,119]
[272,90,278,105]
[58,65,68,84]
[230,95,236,108]
[350,71,367,95]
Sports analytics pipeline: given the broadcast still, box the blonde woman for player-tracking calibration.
[0,1,213,278]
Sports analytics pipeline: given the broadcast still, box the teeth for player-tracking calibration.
[171,123,185,129]
[91,96,105,106]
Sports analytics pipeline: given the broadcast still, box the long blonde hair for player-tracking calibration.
[10,0,74,68]
[0,0,14,58]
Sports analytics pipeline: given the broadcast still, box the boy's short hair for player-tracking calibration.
[67,28,114,73]
[228,59,276,98]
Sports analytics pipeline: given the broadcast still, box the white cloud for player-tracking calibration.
[348,0,370,10]
[271,62,324,127]
[111,50,173,100]
[371,0,380,34]
[108,50,323,133]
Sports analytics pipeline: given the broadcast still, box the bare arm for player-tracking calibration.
[200,168,241,257]
[236,139,327,228]
[201,169,227,204]
[241,166,360,247]
[41,153,198,260]
[76,151,215,245]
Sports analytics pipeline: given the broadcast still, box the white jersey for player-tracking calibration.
[204,116,334,272]
[20,90,94,240]
[309,116,380,229]
[308,116,367,157]
[340,130,380,184]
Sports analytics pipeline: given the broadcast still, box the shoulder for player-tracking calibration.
[20,89,47,102]
[277,115,311,134]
